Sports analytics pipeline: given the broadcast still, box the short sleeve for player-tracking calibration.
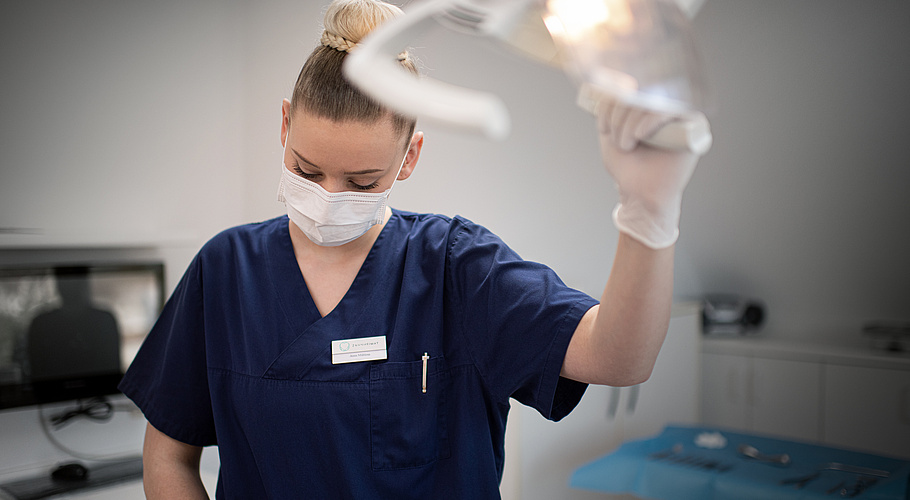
[118,255,216,447]
[447,219,599,422]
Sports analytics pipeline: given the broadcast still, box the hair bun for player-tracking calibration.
[322,0,404,46]
[293,0,418,135]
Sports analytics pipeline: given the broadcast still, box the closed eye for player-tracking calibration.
[293,164,381,191]
[351,180,381,191]
[291,165,319,181]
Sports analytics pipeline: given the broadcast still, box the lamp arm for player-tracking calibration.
[344,0,512,140]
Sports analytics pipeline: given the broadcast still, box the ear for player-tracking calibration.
[280,99,291,147]
[397,131,424,181]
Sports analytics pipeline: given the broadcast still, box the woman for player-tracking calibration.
[120,0,703,498]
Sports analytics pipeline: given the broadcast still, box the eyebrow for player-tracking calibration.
[291,147,386,176]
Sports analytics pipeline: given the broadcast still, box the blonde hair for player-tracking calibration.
[292,0,418,139]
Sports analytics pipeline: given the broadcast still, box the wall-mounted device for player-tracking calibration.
[701,294,765,336]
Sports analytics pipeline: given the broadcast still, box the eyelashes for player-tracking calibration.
[291,164,381,191]
[353,180,381,191]
[291,164,314,179]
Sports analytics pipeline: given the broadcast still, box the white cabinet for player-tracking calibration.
[502,306,701,500]
[751,357,821,440]
[700,338,910,459]
[700,352,751,430]
[702,353,821,441]
[823,364,910,458]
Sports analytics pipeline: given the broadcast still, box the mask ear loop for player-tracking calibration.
[282,120,293,171]
[277,122,293,203]
[385,144,409,196]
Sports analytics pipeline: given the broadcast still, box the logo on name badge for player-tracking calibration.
[339,341,351,352]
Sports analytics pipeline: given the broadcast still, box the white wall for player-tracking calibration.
[0,0,247,248]
[684,0,910,343]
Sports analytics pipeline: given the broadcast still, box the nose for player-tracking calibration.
[320,176,349,194]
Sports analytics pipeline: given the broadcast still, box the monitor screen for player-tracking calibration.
[0,262,164,410]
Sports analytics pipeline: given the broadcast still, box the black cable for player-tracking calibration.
[38,397,137,462]
[48,397,114,429]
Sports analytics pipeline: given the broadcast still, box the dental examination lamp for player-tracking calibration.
[344,0,712,154]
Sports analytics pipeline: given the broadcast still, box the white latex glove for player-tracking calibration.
[597,98,707,249]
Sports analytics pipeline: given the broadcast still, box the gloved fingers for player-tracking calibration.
[595,97,633,139]
[622,107,679,151]
[610,104,631,145]
[617,107,649,151]
[595,98,615,134]
[598,97,678,152]
[635,112,675,145]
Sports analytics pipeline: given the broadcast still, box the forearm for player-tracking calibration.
[144,465,208,500]
[561,96,705,387]
[143,423,209,500]
[563,232,675,386]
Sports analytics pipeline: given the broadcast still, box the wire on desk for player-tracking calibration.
[48,397,113,428]
[37,397,137,462]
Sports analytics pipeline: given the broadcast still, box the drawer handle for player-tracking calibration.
[607,387,621,419]
[901,386,910,425]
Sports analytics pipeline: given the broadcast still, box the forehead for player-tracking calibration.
[289,112,405,158]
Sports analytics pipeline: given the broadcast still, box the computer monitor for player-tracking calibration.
[0,262,165,410]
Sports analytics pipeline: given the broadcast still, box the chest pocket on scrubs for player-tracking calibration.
[370,356,450,470]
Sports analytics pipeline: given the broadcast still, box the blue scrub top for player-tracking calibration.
[120,211,598,499]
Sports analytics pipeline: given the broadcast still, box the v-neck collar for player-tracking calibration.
[262,214,400,380]
[267,214,395,335]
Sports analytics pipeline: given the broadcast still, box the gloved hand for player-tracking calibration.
[596,98,709,249]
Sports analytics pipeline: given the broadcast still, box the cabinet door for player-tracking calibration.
[701,353,822,441]
[701,352,751,430]
[751,357,821,441]
[823,364,910,459]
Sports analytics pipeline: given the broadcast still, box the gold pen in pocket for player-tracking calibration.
[421,352,429,394]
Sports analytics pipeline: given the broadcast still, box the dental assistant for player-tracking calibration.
[119,0,705,498]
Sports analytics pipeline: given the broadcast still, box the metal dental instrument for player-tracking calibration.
[820,462,890,478]
[780,472,820,489]
[737,444,791,466]
[648,443,683,460]
[825,480,846,495]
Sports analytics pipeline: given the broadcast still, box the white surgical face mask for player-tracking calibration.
[277,132,406,247]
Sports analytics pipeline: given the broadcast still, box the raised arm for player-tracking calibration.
[142,423,209,500]
[562,99,707,386]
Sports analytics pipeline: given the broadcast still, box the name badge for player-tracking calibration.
[331,335,387,364]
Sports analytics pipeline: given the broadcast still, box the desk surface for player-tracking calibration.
[571,426,910,500]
